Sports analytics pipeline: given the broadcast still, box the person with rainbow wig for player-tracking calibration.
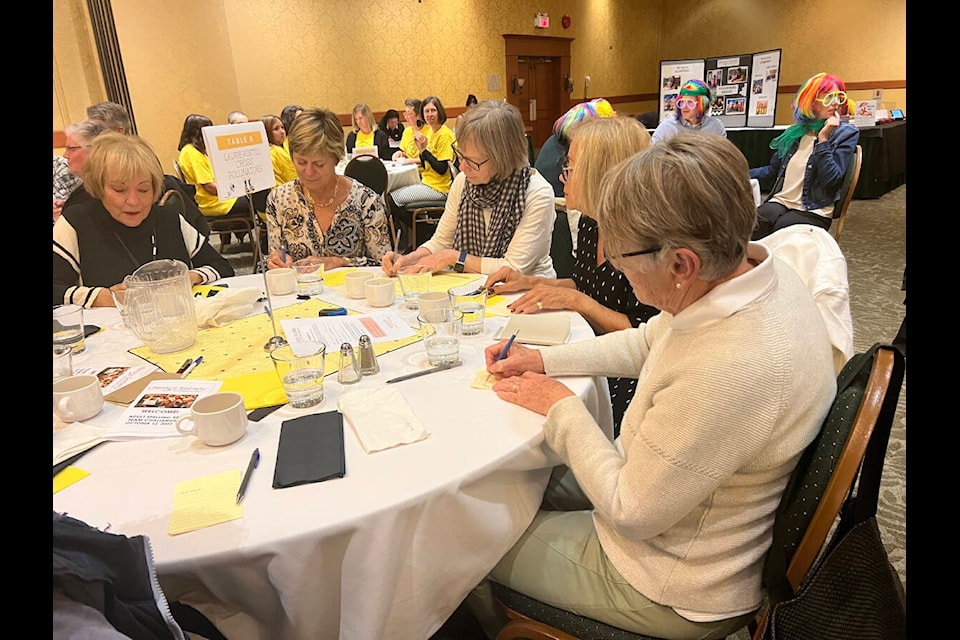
[651,79,726,144]
[749,72,860,239]
[535,98,617,197]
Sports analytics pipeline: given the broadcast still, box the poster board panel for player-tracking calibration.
[658,59,706,125]
[747,49,781,128]
[704,53,753,128]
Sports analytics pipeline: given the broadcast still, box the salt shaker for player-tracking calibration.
[357,334,380,375]
[337,343,362,384]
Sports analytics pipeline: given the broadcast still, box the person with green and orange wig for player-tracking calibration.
[749,72,860,239]
[651,79,726,143]
[534,98,617,197]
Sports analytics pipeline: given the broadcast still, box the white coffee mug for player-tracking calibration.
[266,268,296,295]
[344,271,374,298]
[175,392,248,446]
[365,278,396,307]
[418,291,451,314]
[53,374,104,422]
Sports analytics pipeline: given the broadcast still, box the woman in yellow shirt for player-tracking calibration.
[345,103,392,161]
[388,96,455,209]
[261,114,298,185]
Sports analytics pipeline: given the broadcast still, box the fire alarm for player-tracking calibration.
[562,15,571,29]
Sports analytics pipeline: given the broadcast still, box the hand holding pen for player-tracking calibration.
[484,331,545,379]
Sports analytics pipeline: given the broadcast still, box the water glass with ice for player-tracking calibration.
[270,342,327,408]
[417,308,463,365]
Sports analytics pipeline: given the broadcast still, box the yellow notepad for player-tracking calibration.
[169,469,243,535]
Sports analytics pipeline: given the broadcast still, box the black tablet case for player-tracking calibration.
[272,412,346,488]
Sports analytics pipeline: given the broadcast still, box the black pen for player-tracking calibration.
[236,448,260,504]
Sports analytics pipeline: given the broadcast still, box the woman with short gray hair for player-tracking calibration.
[382,100,555,277]
[478,133,837,639]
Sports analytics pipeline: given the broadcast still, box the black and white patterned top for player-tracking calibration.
[573,215,658,435]
[265,179,391,266]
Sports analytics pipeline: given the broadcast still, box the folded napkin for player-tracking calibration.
[194,287,262,328]
[54,420,108,466]
[337,387,430,453]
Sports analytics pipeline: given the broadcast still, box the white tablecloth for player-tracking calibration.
[337,159,420,194]
[53,269,614,640]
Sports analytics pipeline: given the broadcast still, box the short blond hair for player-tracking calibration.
[288,108,345,162]
[351,103,376,132]
[82,132,164,201]
[569,117,651,218]
[598,133,755,280]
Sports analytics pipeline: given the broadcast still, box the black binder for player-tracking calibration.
[272,412,346,489]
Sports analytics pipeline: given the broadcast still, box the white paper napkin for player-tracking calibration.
[194,287,262,328]
[337,387,430,453]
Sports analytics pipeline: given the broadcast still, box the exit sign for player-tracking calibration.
[535,13,549,28]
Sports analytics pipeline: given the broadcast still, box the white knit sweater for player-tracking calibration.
[540,243,836,618]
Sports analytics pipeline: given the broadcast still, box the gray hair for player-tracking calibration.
[86,101,131,133]
[597,133,755,280]
[227,111,248,124]
[65,119,110,147]
[455,100,529,177]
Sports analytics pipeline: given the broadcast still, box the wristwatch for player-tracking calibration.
[454,250,467,273]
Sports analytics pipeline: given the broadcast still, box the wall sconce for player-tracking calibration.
[511,76,525,95]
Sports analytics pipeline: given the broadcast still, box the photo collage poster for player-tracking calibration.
[660,48,781,129]
[657,59,706,125]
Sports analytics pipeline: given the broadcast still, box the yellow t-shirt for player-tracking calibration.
[176,144,236,216]
[355,130,375,149]
[421,125,455,194]
[399,124,430,161]
[270,144,297,186]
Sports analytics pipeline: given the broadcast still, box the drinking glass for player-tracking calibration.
[397,265,432,309]
[417,309,463,365]
[448,284,488,336]
[53,345,73,381]
[294,258,324,296]
[53,304,86,354]
[270,342,326,408]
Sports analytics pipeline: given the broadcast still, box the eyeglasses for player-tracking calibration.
[675,98,698,109]
[560,166,573,182]
[452,143,491,172]
[614,246,662,260]
[817,91,848,106]
[64,145,86,153]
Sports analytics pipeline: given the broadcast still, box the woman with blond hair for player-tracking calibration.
[485,117,656,432]
[54,133,233,307]
[345,103,392,160]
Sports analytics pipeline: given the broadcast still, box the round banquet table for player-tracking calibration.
[52,268,614,640]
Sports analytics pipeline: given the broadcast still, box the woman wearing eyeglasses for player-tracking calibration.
[381,100,555,277]
[651,79,726,144]
[55,119,111,221]
[749,72,859,239]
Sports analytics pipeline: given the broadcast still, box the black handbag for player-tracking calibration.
[764,345,906,640]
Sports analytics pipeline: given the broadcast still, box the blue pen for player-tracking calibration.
[280,245,287,265]
[495,330,520,364]
[181,356,203,377]
[236,448,260,503]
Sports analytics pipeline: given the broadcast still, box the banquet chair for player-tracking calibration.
[491,343,905,640]
[829,144,862,244]
[550,200,575,279]
[344,154,396,249]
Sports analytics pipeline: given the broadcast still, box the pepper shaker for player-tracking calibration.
[357,334,380,375]
[337,343,362,384]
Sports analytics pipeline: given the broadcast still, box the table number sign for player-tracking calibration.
[202,121,275,201]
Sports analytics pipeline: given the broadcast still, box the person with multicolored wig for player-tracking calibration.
[534,98,617,197]
[749,72,859,239]
[651,79,726,144]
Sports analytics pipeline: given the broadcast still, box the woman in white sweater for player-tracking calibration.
[480,133,837,639]
[381,100,555,278]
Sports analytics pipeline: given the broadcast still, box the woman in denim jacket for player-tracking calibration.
[749,73,859,239]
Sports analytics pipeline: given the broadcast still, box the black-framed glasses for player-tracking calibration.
[614,246,662,259]
[452,143,491,172]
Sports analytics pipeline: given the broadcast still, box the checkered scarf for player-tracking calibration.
[453,168,531,258]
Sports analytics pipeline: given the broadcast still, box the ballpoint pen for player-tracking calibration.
[385,361,462,383]
[175,358,193,375]
[236,448,260,504]
[487,330,519,384]
[181,356,203,377]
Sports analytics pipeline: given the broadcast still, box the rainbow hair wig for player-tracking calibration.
[675,79,711,121]
[553,98,617,143]
[793,72,846,122]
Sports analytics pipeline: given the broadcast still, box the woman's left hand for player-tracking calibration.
[492,372,575,416]
[508,284,579,314]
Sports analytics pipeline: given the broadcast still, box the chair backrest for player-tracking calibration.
[754,343,904,638]
[829,144,862,243]
[173,160,186,183]
[344,154,388,196]
[550,208,575,279]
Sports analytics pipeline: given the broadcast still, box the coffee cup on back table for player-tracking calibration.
[54,374,104,423]
[175,392,248,446]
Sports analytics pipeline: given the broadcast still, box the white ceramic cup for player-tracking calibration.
[53,374,104,422]
[365,278,396,307]
[175,392,248,446]
[266,268,296,295]
[344,271,375,298]
[418,291,451,314]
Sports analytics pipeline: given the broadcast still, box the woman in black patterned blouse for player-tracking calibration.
[265,108,391,270]
[485,117,657,433]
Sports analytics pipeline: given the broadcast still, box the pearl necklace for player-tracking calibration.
[304,178,340,209]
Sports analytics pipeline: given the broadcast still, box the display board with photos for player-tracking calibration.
[659,49,781,129]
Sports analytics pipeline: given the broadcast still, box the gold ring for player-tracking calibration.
[536,301,543,310]
[513,384,519,393]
